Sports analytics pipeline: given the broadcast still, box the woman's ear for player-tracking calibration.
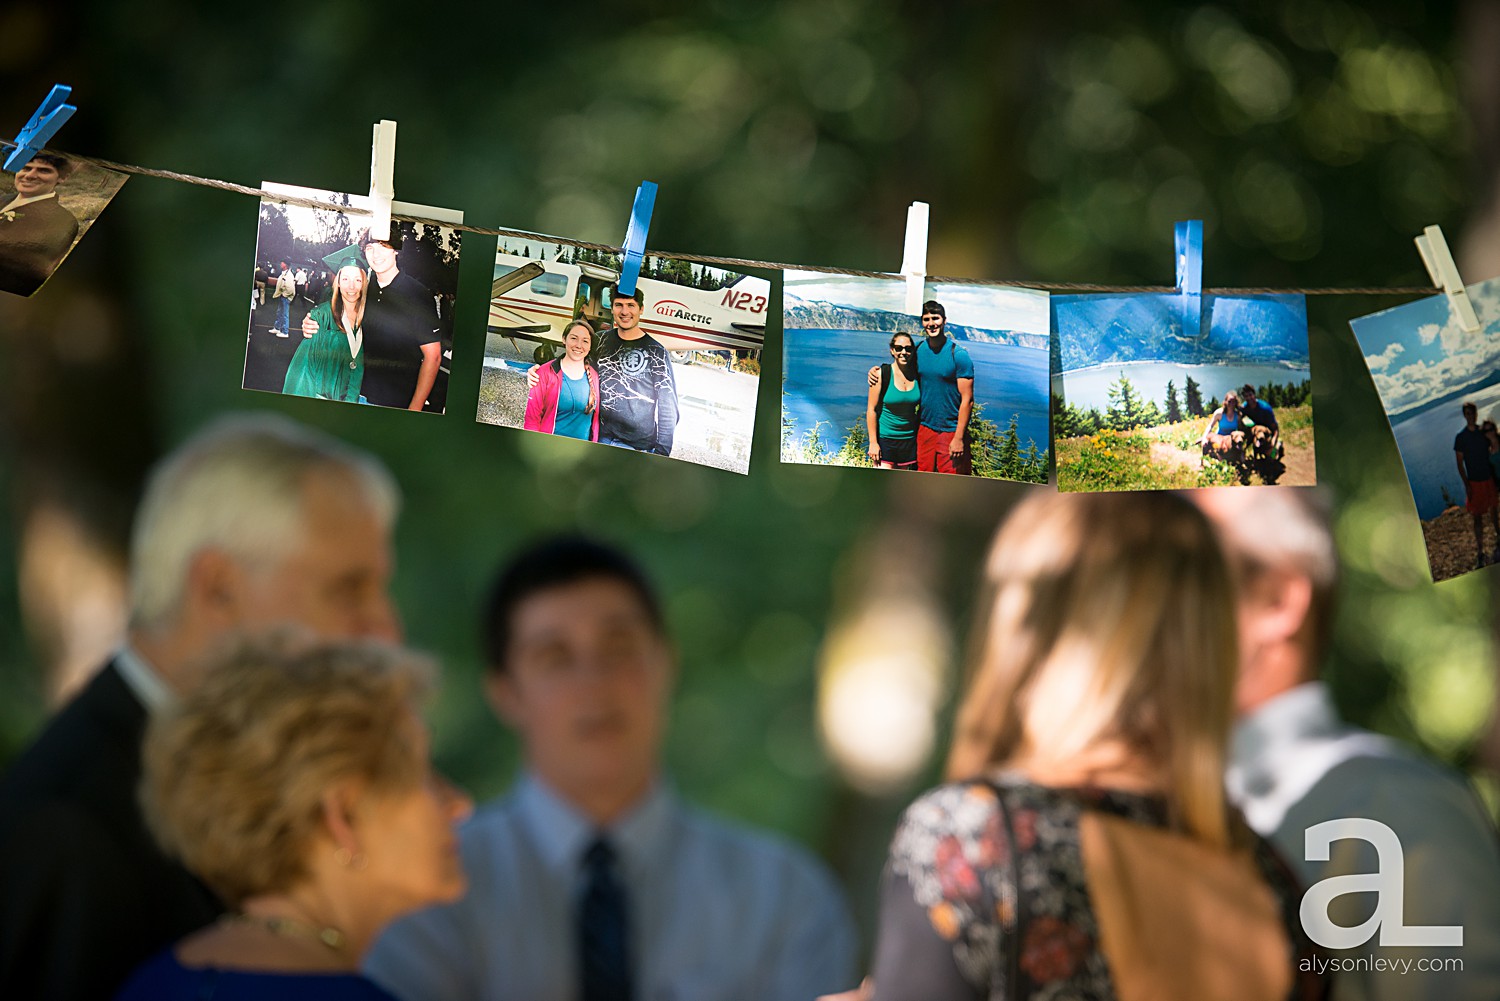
[319,781,365,857]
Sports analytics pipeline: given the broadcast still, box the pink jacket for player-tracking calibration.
[523,360,601,440]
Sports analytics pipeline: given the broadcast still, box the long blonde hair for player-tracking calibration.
[946,492,1240,849]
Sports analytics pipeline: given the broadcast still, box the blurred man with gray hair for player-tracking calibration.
[0,413,402,1001]
[1195,488,1500,1001]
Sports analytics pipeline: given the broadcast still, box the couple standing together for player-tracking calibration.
[282,230,443,411]
[524,284,679,455]
[864,300,975,474]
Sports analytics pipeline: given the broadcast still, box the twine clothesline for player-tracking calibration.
[70,151,1443,298]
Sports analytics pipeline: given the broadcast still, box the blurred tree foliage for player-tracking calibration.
[0,0,1496,954]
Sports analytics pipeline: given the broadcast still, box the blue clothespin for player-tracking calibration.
[5,85,77,172]
[616,181,658,296]
[1174,219,1204,337]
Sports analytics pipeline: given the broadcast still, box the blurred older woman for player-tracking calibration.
[856,493,1325,1001]
[114,636,470,1000]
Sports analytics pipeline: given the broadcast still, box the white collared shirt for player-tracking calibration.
[367,773,855,1001]
[1,190,58,215]
[112,645,175,715]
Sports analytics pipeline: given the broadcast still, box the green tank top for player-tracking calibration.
[877,378,920,441]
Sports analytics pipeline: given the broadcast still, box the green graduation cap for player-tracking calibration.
[320,243,369,274]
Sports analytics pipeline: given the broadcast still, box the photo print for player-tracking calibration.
[780,272,1050,483]
[1351,279,1500,583]
[0,144,128,297]
[477,234,766,474]
[1052,292,1314,491]
[243,182,462,414]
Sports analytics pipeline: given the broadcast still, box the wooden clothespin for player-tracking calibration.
[367,120,397,242]
[616,181,658,296]
[5,85,77,171]
[901,201,929,315]
[1414,225,1481,332]
[1175,219,1204,336]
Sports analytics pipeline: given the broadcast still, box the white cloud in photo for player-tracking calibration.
[1369,283,1500,413]
[783,270,1049,335]
[1365,342,1405,372]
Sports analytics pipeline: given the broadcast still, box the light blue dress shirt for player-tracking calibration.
[365,774,856,1001]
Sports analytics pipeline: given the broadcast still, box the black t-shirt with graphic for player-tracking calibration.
[595,327,678,455]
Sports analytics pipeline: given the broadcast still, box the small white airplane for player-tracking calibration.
[487,249,769,363]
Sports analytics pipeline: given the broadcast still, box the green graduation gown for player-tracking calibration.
[282,300,364,402]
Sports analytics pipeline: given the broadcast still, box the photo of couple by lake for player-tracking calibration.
[1352,276,1500,582]
[1052,291,1314,492]
[780,272,1051,484]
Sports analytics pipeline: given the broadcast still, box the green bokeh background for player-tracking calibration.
[0,0,1494,952]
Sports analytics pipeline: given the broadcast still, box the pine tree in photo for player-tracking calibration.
[1185,376,1204,417]
[1106,372,1148,430]
[999,413,1022,474]
[1165,380,1182,423]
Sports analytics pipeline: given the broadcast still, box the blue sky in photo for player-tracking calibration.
[782,272,1050,334]
[1351,276,1500,417]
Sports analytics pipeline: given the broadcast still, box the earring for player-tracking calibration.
[334,847,368,870]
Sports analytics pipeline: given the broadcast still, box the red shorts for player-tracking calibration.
[917,426,972,475]
[1467,478,1498,515]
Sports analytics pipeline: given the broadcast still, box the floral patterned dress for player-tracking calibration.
[869,775,1327,1001]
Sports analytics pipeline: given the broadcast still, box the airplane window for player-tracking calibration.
[529,273,568,298]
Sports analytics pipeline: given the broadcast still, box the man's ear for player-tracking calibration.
[484,669,525,729]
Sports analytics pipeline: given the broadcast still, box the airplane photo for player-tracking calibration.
[487,243,768,364]
[477,236,766,475]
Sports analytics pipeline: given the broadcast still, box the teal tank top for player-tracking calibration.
[553,371,593,440]
[878,378,920,441]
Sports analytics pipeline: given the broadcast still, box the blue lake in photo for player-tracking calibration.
[1056,361,1311,417]
[1392,382,1500,519]
[782,328,1050,452]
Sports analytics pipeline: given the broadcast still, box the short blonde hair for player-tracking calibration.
[946,492,1240,849]
[129,413,399,629]
[141,634,434,906]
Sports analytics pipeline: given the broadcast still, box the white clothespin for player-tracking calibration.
[900,201,929,315]
[367,120,397,242]
[1415,224,1480,332]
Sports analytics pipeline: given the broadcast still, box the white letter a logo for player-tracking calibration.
[1299,818,1462,949]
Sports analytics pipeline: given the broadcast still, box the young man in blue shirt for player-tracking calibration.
[367,537,855,1001]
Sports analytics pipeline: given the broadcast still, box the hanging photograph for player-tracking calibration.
[780,272,1050,483]
[476,234,766,474]
[1052,292,1314,491]
[0,144,128,297]
[242,182,462,414]
[1351,279,1500,583]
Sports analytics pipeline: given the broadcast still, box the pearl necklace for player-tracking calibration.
[228,912,346,952]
